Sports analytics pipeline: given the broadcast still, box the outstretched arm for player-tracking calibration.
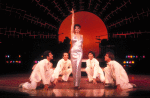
[71,8,74,39]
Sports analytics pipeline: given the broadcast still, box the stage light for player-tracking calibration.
[19,55,21,58]
[126,61,128,64]
[126,65,128,67]
[129,65,131,67]
[7,55,10,58]
[123,61,126,64]
[10,61,12,63]
[129,61,132,64]
[6,61,9,63]
[132,61,134,64]
[126,56,128,58]
[143,55,145,58]
[124,65,126,67]
[16,61,19,63]
[41,55,43,58]
[19,61,21,63]
[128,55,130,58]
[133,55,135,58]
[130,55,133,58]
[136,55,138,58]
[34,61,37,63]
[13,61,15,63]
[5,55,7,58]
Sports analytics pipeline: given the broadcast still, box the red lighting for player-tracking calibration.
[19,61,21,63]
[35,61,37,63]
[19,55,21,58]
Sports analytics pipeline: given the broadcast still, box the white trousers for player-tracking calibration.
[59,69,72,81]
[104,67,133,89]
[85,67,105,82]
[22,69,55,90]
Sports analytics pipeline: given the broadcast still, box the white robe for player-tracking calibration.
[53,59,72,81]
[22,59,54,89]
[104,60,133,89]
[85,58,105,82]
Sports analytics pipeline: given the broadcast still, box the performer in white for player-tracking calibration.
[85,51,105,84]
[104,52,135,91]
[53,52,72,85]
[19,50,54,90]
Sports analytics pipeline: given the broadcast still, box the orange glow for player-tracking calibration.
[58,11,108,58]
[132,61,134,64]
[123,61,126,64]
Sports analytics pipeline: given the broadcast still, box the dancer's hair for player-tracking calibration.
[106,52,115,60]
[74,24,81,29]
[43,50,52,59]
[88,51,95,57]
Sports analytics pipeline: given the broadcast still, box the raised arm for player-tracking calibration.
[71,8,74,39]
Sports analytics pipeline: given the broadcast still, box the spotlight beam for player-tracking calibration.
[33,0,62,23]
[1,4,57,30]
[52,0,67,17]
[99,0,114,17]
[0,27,57,39]
[107,8,150,29]
[104,0,131,22]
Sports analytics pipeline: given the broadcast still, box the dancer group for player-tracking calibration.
[19,9,135,91]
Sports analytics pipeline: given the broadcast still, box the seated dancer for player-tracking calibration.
[85,51,105,84]
[19,50,54,90]
[104,52,136,91]
[53,52,72,85]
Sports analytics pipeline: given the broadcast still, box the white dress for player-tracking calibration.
[71,35,83,87]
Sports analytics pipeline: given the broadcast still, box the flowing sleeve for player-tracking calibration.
[86,60,90,68]
[53,60,62,79]
[93,59,99,79]
[112,61,122,85]
[39,61,48,85]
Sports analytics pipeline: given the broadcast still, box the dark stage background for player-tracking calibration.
[0,0,150,75]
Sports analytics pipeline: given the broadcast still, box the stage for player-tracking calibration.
[0,71,150,98]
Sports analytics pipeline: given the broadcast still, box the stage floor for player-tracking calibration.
[0,73,150,98]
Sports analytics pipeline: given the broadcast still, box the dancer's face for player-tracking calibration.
[63,53,68,61]
[104,54,111,62]
[88,53,94,60]
[74,26,80,34]
[47,52,53,60]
